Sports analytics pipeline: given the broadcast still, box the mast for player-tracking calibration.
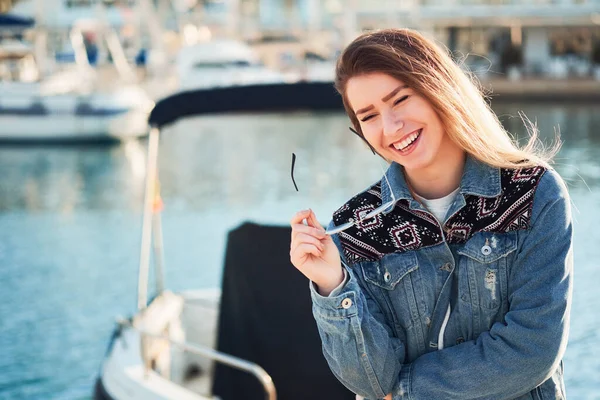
[343,0,358,46]
[226,0,240,38]
[137,0,168,73]
[33,0,48,76]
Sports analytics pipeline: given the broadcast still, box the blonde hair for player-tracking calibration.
[334,28,559,169]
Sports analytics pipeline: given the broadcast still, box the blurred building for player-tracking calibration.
[0,0,17,13]
[7,0,138,28]
[4,0,600,78]
[176,0,600,77]
[249,0,600,77]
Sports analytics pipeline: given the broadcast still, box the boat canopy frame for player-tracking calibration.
[136,82,343,400]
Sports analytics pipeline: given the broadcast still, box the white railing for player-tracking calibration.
[116,317,277,400]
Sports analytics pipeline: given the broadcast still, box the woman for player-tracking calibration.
[289,29,573,399]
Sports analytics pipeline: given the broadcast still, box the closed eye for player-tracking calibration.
[361,114,376,122]
[360,95,410,122]
[394,95,409,105]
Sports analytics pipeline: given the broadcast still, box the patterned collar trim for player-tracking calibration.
[333,163,547,264]
[381,155,502,205]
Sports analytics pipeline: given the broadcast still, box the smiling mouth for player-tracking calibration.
[391,129,422,153]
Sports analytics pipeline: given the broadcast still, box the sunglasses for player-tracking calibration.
[292,127,397,236]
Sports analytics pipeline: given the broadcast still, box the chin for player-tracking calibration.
[396,152,436,172]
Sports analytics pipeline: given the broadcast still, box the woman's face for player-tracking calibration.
[346,72,458,173]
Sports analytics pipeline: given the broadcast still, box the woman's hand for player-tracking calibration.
[290,209,344,296]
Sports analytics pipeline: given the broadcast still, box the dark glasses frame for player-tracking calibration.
[291,127,397,236]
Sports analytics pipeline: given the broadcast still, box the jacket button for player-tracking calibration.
[456,337,465,344]
[481,245,492,255]
[383,271,391,282]
[341,298,353,309]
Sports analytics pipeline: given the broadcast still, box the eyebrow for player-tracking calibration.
[354,85,409,116]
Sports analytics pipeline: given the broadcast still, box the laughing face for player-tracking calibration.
[347,72,461,174]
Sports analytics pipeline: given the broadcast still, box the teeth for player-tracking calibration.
[393,130,420,151]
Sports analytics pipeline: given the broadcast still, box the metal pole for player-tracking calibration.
[227,0,240,38]
[306,0,321,39]
[137,127,160,311]
[138,0,168,73]
[33,0,47,76]
[104,27,138,83]
[70,26,93,74]
[343,0,358,46]
[152,212,166,295]
[117,317,277,400]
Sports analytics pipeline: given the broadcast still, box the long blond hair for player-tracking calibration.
[334,28,559,169]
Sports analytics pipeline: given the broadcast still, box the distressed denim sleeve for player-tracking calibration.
[395,169,574,399]
[310,222,406,399]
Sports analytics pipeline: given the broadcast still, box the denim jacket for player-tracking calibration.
[310,156,573,400]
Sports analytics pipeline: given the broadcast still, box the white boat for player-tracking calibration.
[0,20,153,142]
[0,72,153,142]
[94,84,355,400]
[175,39,287,91]
[98,289,224,400]
[247,34,337,83]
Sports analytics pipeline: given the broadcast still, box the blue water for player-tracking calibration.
[0,104,599,399]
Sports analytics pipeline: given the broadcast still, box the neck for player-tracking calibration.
[404,151,466,200]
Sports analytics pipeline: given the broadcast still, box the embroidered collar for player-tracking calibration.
[332,157,547,264]
[381,155,502,205]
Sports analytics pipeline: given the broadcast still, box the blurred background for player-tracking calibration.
[0,1,599,399]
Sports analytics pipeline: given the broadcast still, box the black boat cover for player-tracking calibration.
[213,222,354,400]
[148,82,344,129]
[0,14,35,28]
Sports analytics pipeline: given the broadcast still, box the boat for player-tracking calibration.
[175,38,288,91]
[0,13,35,34]
[247,34,338,83]
[0,17,153,143]
[94,82,354,400]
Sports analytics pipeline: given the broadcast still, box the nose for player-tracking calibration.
[382,111,404,137]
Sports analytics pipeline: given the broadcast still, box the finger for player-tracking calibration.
[290,209,312,226]
[290,234,324,256]
[291,223,327,241]
[290,243,322,265]
[306,209,323,230]
[292,232,325,252]
[291,229,324,248]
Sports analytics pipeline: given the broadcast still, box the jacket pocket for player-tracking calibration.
[361,251,419,290]
[359,251,422,333]
[457,231,517,310]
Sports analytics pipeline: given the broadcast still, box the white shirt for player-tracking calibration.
[413,187,460,350]
[413,187,460,225]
